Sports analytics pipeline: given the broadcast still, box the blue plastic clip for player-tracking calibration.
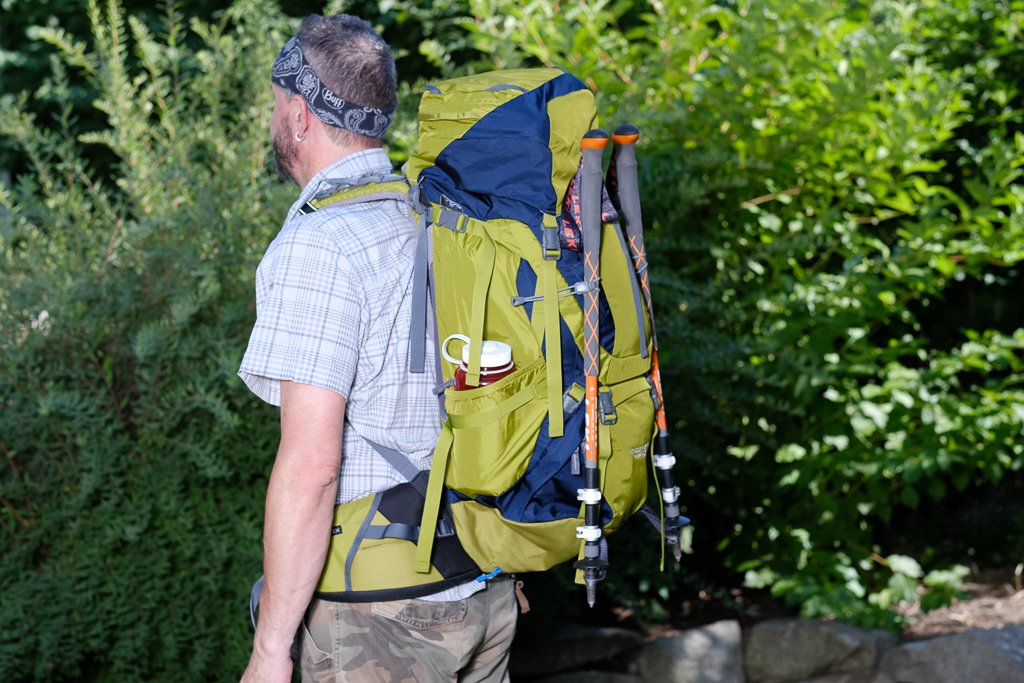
[476,567,503,583]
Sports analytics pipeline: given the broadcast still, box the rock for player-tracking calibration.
[799,673,896,683]
[634,619,744,683]
[880,625,1024,683]
[509,625,645,677]
[534,674,641,683]
[745,619,895,683]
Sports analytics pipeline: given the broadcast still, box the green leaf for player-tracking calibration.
[923,565,970,590]
[887,554,924,579]
[888,573,920,605]
[775,443,807,463]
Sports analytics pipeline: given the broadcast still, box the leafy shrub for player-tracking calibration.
[4,0,1024,680]
[460,0,1024,627]
[0,2,295,679]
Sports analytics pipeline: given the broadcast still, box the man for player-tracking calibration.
[237,15,516,683]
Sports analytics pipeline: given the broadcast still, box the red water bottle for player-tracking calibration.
[441,334,516,390]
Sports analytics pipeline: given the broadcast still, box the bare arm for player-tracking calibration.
[241,380,346,683]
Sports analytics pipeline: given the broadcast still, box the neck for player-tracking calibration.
[294,136,380,188]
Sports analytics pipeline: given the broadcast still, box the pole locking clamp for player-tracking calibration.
[653,453,676,470]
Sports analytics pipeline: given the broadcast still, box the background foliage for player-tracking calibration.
[2,0,1024,680]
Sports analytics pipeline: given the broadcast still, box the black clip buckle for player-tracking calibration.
[542,223,561,260]
[436,518,456,538]
[598,387,617,425]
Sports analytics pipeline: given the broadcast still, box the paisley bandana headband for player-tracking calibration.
[271,37,395,139]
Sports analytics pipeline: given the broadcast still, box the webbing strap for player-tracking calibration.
[447,384,538,430]
[364,523,420,541]
[362,436,428,498]
[529,276,546,347]
[410,212,430,374]
[648,435,666,572]
[465,227,496,387]
[611,221,649,359]
[598,420,612,462]
[347,492,382,591]
[541,257,564,437]
[415,420,454,573]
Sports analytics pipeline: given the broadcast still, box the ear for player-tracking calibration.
[292,96,311,140]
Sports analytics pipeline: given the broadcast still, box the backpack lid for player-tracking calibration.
[406,68,597,228]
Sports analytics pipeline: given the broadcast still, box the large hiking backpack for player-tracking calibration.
[260,68,687,611]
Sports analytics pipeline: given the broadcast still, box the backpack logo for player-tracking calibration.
[439,193,463,212]
[630,445,648,459]
[331,525,343,536]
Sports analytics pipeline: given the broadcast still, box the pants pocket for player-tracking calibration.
[371,598,469,630]
[302,601,334,672]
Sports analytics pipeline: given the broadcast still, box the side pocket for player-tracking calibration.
[443,357,548,497]
[601,377,656,532]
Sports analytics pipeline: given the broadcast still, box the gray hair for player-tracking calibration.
[297,14,397,147]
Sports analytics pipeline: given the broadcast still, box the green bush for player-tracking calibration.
[4,0,1024,679]
[460,0,1024,627]
[0,2,294,679]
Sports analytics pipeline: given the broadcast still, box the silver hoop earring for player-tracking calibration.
[295,132,306,142]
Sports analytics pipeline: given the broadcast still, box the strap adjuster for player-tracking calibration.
[563,383,586,414]
[436,518,456,538]
[542,214,561,260]
[598,386,617,425]
[438,206,467,232]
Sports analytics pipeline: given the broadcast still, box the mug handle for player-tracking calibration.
[441,333,470,365]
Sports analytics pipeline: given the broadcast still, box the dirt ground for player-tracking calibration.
[898,565,1024,640]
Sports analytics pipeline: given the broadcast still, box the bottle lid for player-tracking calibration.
[462,340,512,367]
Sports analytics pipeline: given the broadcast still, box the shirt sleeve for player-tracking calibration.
[238,219,364,406]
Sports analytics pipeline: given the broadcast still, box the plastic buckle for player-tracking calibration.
[563,384,585,414]
[647,376,661,410]
[438,206,467,233]
[542,225,561,260]
[436,518,456,538]
[598,387,617,425]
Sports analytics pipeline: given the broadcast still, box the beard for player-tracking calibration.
[271,123,299,185]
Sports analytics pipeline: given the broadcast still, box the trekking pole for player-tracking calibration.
[610,124,685,562]
[574,128,610,607]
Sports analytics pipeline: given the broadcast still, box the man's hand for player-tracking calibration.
[240,380,347,683]
[239,643,295,683]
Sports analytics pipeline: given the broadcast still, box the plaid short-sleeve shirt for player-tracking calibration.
[239,150,482,601]
[240,149,440,503]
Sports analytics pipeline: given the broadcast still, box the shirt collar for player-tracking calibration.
[286,148,395,224]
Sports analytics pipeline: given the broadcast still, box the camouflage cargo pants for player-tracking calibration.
[300,576,517,683]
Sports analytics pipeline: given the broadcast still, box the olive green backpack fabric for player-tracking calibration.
[282,68,659,602]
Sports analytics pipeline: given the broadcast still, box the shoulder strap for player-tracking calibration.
[298,173,409,215]
[298,175,433,383]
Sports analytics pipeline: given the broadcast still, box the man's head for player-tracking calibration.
[269,14,397,185]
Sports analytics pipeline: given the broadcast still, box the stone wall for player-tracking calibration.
[512,618,1024,683]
